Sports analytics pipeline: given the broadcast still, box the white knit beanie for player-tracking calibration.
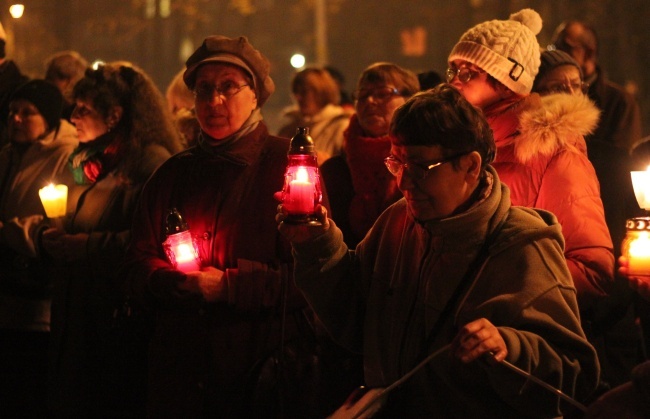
[448,9,543,95]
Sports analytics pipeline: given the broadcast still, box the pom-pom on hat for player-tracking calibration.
[448,9,543,95]
[183,35,275,107]
[10,79,63,130]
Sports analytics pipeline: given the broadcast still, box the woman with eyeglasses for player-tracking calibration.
[320,62,420,248]
[41,62,183,417]
[534,50,645,389]
[448,8,615,377]
[119,36,335,417]
[0,80,77,416]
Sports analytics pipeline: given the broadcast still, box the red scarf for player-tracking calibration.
[343,114,402,241]
[483,95,529,146]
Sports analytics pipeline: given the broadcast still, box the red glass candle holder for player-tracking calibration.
[162,208,201,273]
[281,127,322,225]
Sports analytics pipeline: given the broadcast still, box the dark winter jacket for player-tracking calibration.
[122,123,317,417]
[47,142,172,416]
[292,167,600,418]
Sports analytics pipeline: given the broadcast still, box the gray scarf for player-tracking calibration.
[198,108,263,153]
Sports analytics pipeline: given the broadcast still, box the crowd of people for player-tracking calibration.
[1,7,650,418]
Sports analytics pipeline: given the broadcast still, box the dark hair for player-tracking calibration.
[552,20,598,56]
[417,70,443,91]
[73,62,183,177]
[291,67,340,107]
[390,83,495,170]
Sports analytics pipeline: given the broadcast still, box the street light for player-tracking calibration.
[9,4,24,19]
[290,53,306,70]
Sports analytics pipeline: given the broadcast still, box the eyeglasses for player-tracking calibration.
[353,87,401,103]
[445,67,484,84]
[538,81,589,95]
[193,81,250,101]
[384,152,468,180]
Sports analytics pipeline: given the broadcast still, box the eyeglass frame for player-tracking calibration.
[537,81,590,95]
[193,81,251,101]
[353,86,402,103]
[445,66,484,84]
[384,152,469,180]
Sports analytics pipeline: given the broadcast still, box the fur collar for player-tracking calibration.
[515,93,600,163]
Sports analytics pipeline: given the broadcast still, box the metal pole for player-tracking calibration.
[314,0,328,66]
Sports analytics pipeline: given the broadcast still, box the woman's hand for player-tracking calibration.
[276,204,330,244]
[179,266,226,302]
[451,318,507,363]
[41,228,89,262]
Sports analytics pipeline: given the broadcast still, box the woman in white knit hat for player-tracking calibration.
[448,10,614,333]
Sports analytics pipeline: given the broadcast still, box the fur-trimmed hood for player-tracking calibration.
[514,93,600,163]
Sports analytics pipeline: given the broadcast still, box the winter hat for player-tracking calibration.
[11,80,64,130]
[448,9,543,95]
[537,49,583,82]
[183,35,275,107]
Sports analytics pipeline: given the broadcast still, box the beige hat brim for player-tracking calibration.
[184,54,256,90]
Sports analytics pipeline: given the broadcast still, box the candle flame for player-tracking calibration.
[175,243,197,262]
[630,232,650,257]
[296,166,309,183]
[39,183,68,218]
[40,183,66,199]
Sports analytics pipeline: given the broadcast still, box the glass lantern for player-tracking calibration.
[162,208,201,273]
[280,127,323,225]
[623,167,650,277]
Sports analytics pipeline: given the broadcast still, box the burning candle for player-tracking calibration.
[281,127,322,224]
[163,230,202,273]
[38,183,68,218]
[285,166,316,214]
[628,231,650,276]
[626,166,650,279]
[163,208,201,273]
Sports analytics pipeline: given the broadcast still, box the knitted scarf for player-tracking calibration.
[198,108,262,154]
[343,114,402,241]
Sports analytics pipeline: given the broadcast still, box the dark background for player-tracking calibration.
[3,0,648,134]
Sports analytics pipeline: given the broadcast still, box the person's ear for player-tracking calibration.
[463,151,482,180]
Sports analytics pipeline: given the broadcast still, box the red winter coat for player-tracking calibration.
[486,93,614,309]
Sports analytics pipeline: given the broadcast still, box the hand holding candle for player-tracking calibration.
[39,183,68,218]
